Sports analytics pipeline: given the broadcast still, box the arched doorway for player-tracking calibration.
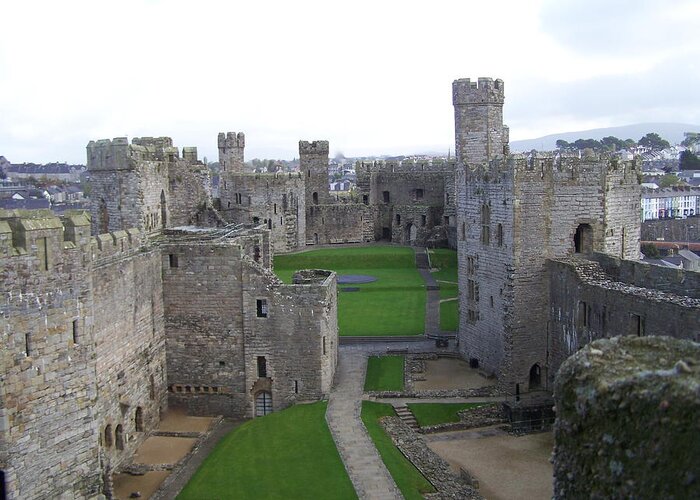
[574,224,593,254]
[409,224,417,243]
[255,391,272,417]
[529,363,542,390]
[135,407,144,432]
[160,190,167,228]
[115,424,124,450]
[104,425,113,448]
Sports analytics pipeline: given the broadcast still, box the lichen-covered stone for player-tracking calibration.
[553,336,700,500]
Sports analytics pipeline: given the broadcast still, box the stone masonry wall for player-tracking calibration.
[161,237,250,418]
[91,233,168,477]
[547,258,700,382]
[0,210,102,499]
[305,204,371,245]
[300,140,331,208]
[553,336,700,499]
[453,77,508,165]
[591,252,700,298]
[241,263,338,416]
[457,152,642,394]
[219,172,306,253]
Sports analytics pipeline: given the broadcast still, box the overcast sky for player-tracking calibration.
[1,0,699,163]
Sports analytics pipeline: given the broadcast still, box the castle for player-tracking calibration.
[1,77,698,499]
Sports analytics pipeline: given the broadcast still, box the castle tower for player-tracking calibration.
[454,77,641,399]
[218,132,245,213]
[218,132,245,174]
[452,77,508,165]
[300,140,330,207]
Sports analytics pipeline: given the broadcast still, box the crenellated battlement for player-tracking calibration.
[87,136,183,170]
[355,158,456,175]
[0,208,148,266]
[218,131,245,150]
[299,140,329,155]
[89,227,146,265]
[464,151,641,187]
[453,77,505,105]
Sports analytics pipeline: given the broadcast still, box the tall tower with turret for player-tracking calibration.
[452,77,509,165]
[454,77,641,399]
[218,132,245,211]
[300,140,330,208]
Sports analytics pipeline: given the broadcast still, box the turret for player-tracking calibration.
[300,140,330,206]
[218,132,245,173]
[452,77,508,165]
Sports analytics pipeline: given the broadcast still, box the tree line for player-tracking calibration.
[555,133,671,152]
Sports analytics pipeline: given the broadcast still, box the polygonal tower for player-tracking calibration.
[452,77,509,165]
[218,131,245,210]
[300,140,330,207]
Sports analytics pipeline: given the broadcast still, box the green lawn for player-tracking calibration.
[178,402,356,500]
[364,355,405,392]
[361,401,436,499]
[407,402,485,427]
[429,248,459,332]
[274,246,426,336]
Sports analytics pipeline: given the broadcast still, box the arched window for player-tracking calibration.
[574,224,593,254]
[135,407,144,432]
[497,223,503,247]
[115,424,124,450]
[104,425,113,448]
[253,245,261,262]
[529,364,542,390]
[160,190,167,228]
[99,198,109,234]
[481,204,490,245]
[255,391,273,417]
[312,192,319,205]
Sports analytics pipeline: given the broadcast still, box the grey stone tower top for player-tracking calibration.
[453,77,509,165]
[218,131,245,173]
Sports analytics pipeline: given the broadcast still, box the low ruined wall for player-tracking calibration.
[553,336,700,499]
[381,417,482,499]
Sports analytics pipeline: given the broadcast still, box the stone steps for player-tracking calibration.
[393,404,420,431]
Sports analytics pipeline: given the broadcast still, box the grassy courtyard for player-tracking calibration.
[407,402,485,427]
[364,355,405,392]
[274,246,426,336]
[178,402,356,499]
[429,248,459,331]
[361,401,436,499]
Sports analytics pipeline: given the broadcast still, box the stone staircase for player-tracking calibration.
[393,404,419,431]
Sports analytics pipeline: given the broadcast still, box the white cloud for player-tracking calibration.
[0,0,698,163]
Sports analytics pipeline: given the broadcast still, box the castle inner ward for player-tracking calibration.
[1,77,698,499]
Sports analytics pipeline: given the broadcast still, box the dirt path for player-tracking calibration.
[426,427,554,500]
[414,357,495,391]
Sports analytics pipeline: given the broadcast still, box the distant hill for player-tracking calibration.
[510,123,700,153]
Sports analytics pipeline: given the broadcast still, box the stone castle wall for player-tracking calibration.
[91,234,168,477]
[88,137,213,236]
[218,172,306,253]
[0,210,102,499]
[305,204,372,245]
[547,257,700,387]
[161,227,338,419]
[457,143,642,394]
[553,337,700,499]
